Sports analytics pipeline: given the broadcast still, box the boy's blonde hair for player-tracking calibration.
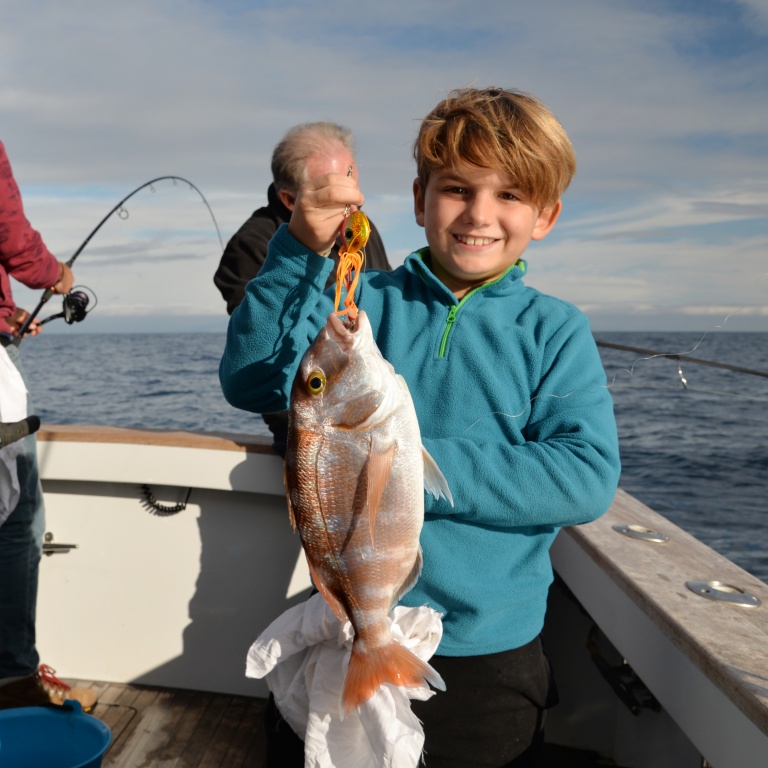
[414,87,576,209]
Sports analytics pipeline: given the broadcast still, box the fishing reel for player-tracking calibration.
[62,290,90,324]
[39,287,97,327]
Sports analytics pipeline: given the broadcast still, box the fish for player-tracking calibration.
[285,310,452,714]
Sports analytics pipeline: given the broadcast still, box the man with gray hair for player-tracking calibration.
[214,122,390,455]
[214,122,390,314]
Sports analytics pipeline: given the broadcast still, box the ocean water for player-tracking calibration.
[16,329,768,582]
[595,331,768,583]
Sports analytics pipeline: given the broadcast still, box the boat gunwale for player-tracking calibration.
[37,423,275,454]
[562,488,768,739]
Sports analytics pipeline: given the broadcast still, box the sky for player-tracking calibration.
[2,0,767,334]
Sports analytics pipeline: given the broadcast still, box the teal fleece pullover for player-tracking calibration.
[220,224,620,656]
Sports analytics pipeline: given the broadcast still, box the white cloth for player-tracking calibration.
[246,592,444,768]
[0,344,28,525]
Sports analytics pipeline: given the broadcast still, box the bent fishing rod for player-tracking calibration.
[13,176,223,345]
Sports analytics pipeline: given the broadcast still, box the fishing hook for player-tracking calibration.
[14,176,224,344]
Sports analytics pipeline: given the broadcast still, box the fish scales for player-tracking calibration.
[285,311,451,714]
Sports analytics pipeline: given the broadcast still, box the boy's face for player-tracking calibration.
[413,163,561,298]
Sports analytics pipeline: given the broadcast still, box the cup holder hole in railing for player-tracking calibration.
[613,524,669,544]
[685,580,761,608]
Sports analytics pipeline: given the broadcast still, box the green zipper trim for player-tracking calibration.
[437,259,525,358]
[438,305,459,357]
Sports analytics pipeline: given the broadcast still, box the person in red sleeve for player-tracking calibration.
[0,139,97,710]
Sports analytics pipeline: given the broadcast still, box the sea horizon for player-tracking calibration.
[30,319,768,336]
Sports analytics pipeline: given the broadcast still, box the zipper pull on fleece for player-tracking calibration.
[439,305,458,358]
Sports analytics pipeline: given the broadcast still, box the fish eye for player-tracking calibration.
[307,370,326,395]
[344,227,354,242]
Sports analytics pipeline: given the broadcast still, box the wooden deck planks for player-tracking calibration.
[67,682,611,767]
[68,681,267,768]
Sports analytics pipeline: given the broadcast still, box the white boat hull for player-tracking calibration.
[37,426,312,699]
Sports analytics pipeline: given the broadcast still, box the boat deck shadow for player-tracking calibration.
[70,679,621,768]
[131,481,311,698]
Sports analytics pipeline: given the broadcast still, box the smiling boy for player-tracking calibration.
[414,164,560,297]
[221,87,620,767]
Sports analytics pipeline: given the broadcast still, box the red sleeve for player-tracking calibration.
[0,140,60,290]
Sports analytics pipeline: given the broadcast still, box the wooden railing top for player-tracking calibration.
[37,423,275,455]
[568,489,768,737]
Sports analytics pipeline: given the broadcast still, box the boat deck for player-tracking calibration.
[76,680,267,767]
[73,680,611,767]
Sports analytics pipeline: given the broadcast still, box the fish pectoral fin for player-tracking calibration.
[422,446,454,506]
[336,391,384,428]
[307,559,349,625]
[367,433,396,543]
[284,467,298,532]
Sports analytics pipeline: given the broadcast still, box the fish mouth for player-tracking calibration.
[326,311,369,350]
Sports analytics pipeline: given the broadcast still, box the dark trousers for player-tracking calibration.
[264,635,555,767]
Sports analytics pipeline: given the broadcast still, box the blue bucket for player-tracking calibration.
[0,700,111,768]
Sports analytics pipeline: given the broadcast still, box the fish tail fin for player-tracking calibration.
[342,640,445,715]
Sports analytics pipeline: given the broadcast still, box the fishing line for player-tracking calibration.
[14,176,224,344]
[599,267,768,385]
[581,272,768,415]
[609,381,768,404]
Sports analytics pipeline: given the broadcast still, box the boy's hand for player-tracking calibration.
[288,173,365,256]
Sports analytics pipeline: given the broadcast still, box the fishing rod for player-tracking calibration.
[13,176,223,345]
[595,340,768,389]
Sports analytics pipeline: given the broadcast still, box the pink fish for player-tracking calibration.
[286,311,452,714]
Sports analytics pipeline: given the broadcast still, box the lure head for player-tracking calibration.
[341,210,371,253]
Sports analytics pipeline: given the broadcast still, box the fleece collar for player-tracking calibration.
[405,247,527,302]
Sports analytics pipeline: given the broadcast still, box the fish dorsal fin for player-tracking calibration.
[422,446,454,506]
[306,558,349,625]
[367,432,396,543]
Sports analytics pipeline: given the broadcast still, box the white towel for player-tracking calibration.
[0,345,28,526]
[246,592,444,768]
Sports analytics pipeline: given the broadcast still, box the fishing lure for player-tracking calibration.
[333,209,371,321]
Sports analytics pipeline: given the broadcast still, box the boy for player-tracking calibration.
[220,87,620,766]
